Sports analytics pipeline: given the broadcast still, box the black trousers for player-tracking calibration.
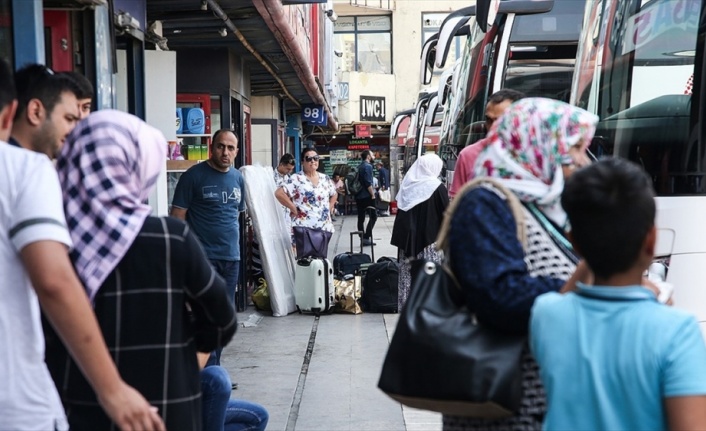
[356,196,377,239]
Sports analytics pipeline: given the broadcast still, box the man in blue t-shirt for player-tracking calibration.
[171,129,246,316]
[355,150,377,245]
[530,158,706,430]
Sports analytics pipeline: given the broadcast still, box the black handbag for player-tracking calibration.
[292,226,332,259]
[377,260,526,418]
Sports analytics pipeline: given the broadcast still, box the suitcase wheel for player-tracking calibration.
[312,307,321,317]
[296,305,302,314]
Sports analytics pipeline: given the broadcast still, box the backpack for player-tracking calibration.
[345,168,363,196]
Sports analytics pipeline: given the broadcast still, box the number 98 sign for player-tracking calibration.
[302,104,327,126]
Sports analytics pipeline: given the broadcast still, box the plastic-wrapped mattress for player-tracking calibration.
[240,165,296,316]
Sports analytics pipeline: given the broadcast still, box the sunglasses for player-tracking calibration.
[304,155,320,162]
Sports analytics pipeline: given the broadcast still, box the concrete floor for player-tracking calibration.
[221,214,442,431]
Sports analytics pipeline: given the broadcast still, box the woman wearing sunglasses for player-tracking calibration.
[275,148,338,259]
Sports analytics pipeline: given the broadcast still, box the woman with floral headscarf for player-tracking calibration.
[442,98,598,431]
[45,110,237,430]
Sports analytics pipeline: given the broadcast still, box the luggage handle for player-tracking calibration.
[350,231,375,262]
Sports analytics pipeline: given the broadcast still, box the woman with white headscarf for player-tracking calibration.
[391,153,449,311]
[45,110,237,430]
[442,98,598,431]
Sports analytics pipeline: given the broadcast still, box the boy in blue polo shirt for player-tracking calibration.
[530,157,706,430]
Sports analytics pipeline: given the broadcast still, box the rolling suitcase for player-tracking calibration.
[333,231,373,277]
[295,257,335,316]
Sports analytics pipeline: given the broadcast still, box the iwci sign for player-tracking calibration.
[360,96,386,122]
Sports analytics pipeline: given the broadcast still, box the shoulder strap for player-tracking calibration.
[436,177,527,252]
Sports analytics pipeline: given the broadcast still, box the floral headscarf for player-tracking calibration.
[474,97,598,228]
[57,110,167,301]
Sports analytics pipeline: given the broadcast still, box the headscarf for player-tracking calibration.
[56,110,167,301]
[473,98,598,228]
[397,153,443,211]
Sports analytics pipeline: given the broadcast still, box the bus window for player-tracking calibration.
[574,0,702,195]
[504,49,576,101]
[510,0,584,43]
[457,20,502,148]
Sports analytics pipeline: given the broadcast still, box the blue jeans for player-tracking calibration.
[201,366,269,431]
[209,259,239,307]
[208,259,239,365]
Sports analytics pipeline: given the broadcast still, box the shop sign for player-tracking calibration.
[355,124,371,138]
[348,138,370,151]
[360,96,386,122]
[330,150,348,164]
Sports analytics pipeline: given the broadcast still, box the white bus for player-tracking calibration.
[433,0,585,186]
[571,0,706,329]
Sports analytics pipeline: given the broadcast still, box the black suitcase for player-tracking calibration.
[333,231,373,277]
[361,260,399,313]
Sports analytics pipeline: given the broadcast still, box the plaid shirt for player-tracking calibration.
[46,216,237,431]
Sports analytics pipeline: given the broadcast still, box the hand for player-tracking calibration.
[642,277,674,306]
[98,382,165,431]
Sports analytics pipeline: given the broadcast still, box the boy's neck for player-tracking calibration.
[593,266,647,287]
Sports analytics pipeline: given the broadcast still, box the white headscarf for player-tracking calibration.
[396,153,443,212]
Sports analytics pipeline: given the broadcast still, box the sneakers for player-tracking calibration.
[362,238,377,246]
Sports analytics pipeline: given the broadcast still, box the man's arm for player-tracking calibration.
[21,241,165,431]
[171,206,187,220]
[275,187,298,216]
[665,396,706,430]
[364,165,375,198]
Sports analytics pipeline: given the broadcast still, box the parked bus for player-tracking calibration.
[570,0,706,329]
[389,108,415,200]
[433,0,585,186]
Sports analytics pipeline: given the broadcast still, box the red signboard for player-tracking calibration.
[355,124,371,138]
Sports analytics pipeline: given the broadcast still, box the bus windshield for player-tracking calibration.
[573,0,702,195]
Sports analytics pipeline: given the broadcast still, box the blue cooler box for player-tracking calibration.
[184,108,206,135]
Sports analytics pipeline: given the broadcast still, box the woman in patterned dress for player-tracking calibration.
[391,153,449,312]
[275,148,338,258]
[443,98,598,431]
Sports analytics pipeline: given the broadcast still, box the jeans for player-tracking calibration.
[209,259,240,307]
[355,196,378,239]
[208,259,239,366]
[201,366,269,431]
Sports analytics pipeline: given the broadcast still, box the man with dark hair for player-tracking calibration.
[60,71,94,119]
[11,64,81,157]
[275,153,296,186]
[171,128,245,366]
[355,149,377,245]
[449,88,525,198]
[530,157,706,430]
[0,58,164,430]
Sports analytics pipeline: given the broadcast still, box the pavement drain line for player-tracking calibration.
[285,315,320,431]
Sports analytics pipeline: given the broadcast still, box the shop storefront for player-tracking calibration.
[311,132,390,178]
